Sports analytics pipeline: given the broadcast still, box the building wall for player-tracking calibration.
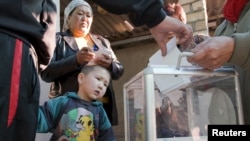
[181,0,209,35]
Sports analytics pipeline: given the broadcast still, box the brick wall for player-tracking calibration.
[180,0,209,35]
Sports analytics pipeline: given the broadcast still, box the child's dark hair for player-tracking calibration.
[80,65,111,77]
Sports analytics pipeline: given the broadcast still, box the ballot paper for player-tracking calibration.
[148,36,192,66]
[148,36,192,93]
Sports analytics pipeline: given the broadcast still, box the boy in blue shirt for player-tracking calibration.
[37,65,114,141]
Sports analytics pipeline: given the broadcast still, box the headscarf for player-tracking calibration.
[223,0,248,23]
[63,0,92,31]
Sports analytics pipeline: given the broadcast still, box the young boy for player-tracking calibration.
[37,65,115,141]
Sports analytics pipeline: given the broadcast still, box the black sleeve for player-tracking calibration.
[0,0,57,67]
[92,0,166,28]
[40,33,80,82]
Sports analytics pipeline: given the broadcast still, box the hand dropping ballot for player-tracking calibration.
[148,36,192,93]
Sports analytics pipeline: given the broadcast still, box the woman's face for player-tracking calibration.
[68,5,93,37]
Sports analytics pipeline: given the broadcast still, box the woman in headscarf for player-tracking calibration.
[40,0,124,126]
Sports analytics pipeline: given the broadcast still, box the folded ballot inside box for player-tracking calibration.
[148,36,192,93]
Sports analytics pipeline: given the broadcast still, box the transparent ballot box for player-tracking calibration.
[123,65,243,141]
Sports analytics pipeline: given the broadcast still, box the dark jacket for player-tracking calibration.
[0,0,56,140]
[92,0,166,28]
[40,30,124,125]
[0,0,57,69]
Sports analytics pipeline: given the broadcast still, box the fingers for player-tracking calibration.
[95,58,111,68]
[81,47,93,53]
[101,52,111,59]
[93,51,112,67]
[158,41,167,56]
[186,37,233,70]
[149,16,193,57]
[76,49,95,65]
[187,50,221,70]
[179,25,193,49]
[96,54,112,63]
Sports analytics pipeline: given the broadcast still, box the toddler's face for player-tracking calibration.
[78,68,110,102]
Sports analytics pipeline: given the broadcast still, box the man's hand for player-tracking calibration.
[149,16,193,56]
[187,36,234,70]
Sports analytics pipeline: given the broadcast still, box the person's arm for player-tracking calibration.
[187,25,250,70]
[97,105,115,141]
[229,31,250,70]
[93,0,165,28]
[109,61,124,80]
[40,34,82,82]
[40,51,80,82]
[37,96,67,133]
[37,101,55,133]
[150,16,193,55]
[191,32,250,70]
[93,0,193,56]
[187,36,234,70]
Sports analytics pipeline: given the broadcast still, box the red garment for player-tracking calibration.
[223,0,248,23]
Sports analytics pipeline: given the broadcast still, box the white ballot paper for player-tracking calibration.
[148,36,191,66]
[148,37,192,93]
